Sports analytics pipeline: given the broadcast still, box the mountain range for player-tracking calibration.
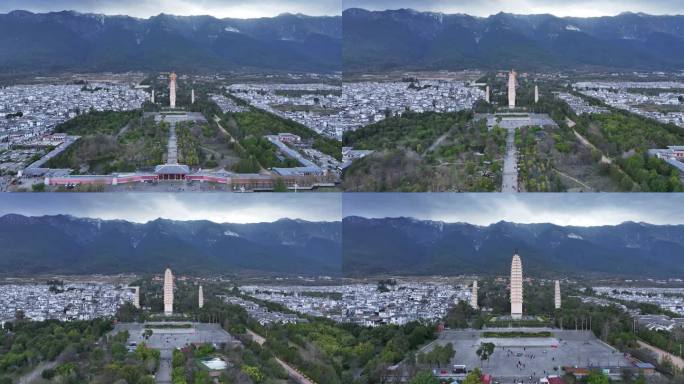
[343,8,684,72]
[0,214,341,275]
[342,217,684,277]
[0,10,341,73]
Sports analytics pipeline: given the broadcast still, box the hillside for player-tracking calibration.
[343,8,684,71]
[0,214,342,275]
[342,216,684,277]
[0,10,342,73]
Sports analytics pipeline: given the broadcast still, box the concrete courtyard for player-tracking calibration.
[111,322,235,384]
[421,328,631,382]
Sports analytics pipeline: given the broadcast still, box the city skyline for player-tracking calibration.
[0,194,341,223]
[342,194,684,226]
[343,0,684,17]
[0,0,341,18]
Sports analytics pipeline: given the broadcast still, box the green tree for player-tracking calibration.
[410,370,439,384]
[462,368,483,384]
[241,365,264,383]
[476,342,495,367]
[586,371,610,384]
[273,178,288,192]
[194,370,211,384]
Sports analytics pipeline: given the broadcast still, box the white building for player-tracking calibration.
[132,286,140,309]
[508,70,517,108]
[511,253,523,319]
[169,73,177,109]
[164,268,174,315]
[471,280,479,309]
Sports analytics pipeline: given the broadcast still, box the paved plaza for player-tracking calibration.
[422,328,631,381]
[112,322,234,349]
[483,113,558,130]
[111,322,235,384]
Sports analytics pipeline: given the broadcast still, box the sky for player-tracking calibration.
[1,193,679,227]
[343,0,684,17]
[0,0,341,18]
[343,193,684,227]
[0,194,341,223]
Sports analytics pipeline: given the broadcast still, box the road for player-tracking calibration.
[246,329,266,346]
[572,129,611,164]
[275,358,317,384]
[637,340,684,370]
[214,115,269,173]
[501,128,519,192]
[246,329,316,384]
[116,120,133,138]
[17,359,60,384]
[553,169,593,191]
[427,131,451,152]
[156,349,172,384]
[213,115,235,143]
[25,136,80,169]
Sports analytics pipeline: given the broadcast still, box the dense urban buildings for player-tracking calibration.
[341,80,484,132]
[238,281,471,326]
[0,281,135,322]
[227,83,343,139]
[0,83,147,176]
[594,286,684,315]
[574,81,684,127]
[554,91,609,115]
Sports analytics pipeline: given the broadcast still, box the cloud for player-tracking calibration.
[0,0,341,18]
[343,0,684,17]
[1,193,679,227]
[342,193,684,226]
[0,194,341,223]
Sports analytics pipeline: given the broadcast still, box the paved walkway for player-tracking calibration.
[156,349,172,384]
[167,122,178,164]
[502,128,519,192]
